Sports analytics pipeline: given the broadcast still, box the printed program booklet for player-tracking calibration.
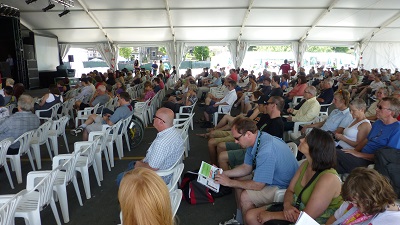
[197,161,222,193]
[295,211,319,225]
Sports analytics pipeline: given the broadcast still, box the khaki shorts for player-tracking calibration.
[247,185,279,207]
[86,115,104,133]
[212,130,234,143]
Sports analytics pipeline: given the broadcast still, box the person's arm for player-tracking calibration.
[215,172,265,191]
[342,149,374,160]
[300,121,325,133]
[103,114,115,126]
[325,215,337,225]
[335,123,371,148]
[39,93,49,106]
[134,160,158,171]
[302,173,342,220]
[281,162,303,222]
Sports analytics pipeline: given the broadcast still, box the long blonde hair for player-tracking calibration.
[118,168,173,225]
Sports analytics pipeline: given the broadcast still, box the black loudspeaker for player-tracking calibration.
[68,55,74,62]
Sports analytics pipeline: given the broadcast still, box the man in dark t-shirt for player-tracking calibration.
[279,59,291,75]
[218,96,285,170]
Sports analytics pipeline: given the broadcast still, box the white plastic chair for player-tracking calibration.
[58,98,74,119]
[51,149,83,223]
[287,142,298,158]
[89,129,111,181]
[213,104,233,126]
[134,98,151,127]
[116,116,133,154]
[75,138,101,199]
[35,103,61,121]
[75,103,99,128]
[156,163,184,192]
[7,130,36,184]
[48,115,70,155]
[170,189,183,217]
[14,168,62,225]
[289,96,303,108]
[174,115,193,157]
[102,120,123,167]
[147,92,160,123]
[319,103,332,116]
[176,100,197,130]
[0,189,26,225]
[30,120,53,170]
[0,138,15,189]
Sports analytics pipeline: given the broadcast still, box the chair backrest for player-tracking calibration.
[0,189,26,225]
[34,120,52,144]
[12,130,35,156]
[111,120,123,139]
[88,129,109,153]
[51,115,70,136]
[287,142,298,158]
[50,103,62,120]
[0,138,13,166]
[60,150,81,184]
[26,167,60,210]
[120,117,131,135]
[77,137,100,166]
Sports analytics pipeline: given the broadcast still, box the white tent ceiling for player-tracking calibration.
[2,0,400,45]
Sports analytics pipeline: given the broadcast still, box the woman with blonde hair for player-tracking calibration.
[118,167,174,225]
[326,167,400,224]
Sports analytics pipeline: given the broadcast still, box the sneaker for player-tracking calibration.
[70,127,84,136]
[219,218,241,225]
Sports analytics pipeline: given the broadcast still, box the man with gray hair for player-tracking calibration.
[284,86,321,131]
[0,94,40,154]
[74,84,110,111]
[317,78,334,104]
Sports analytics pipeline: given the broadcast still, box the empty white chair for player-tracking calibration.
[89,129,111,181]
[0,138,15,189]
[116,116,133,154]
[14,168,62,225]
[75,138,101,199]
[48,115,70,155]
[58,98,74,120]
[133,98,151,127]
[30,120,53,170]
[103,120,123,167]
[51,149,83,223]
[0,189,26,225]
[7,130,36,184]
[170,189,183,217]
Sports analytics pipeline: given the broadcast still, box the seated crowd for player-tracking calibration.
[1,63,400,225]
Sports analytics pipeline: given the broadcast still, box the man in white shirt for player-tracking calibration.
[202,79,237,128]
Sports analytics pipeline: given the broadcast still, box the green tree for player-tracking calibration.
[159,46,167,55]
[193,46,210,61]
[254,46,292,52]
[119,47,133,60]
[332,47,349,53]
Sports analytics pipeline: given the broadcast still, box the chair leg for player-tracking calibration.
[107,143,115,168]
[4,162,14,189]
[49,136,58,156]
[46,141,53,159]
[63,133,70,153]
[27,151,36,171]
[50,197,62,225]
[92,162,101,187]
[12,157,23,184]
[95,153,104,181]
[78,167,91,199]
[31,145,42,170]
[55,185,70,223]
[116,138,123,159]
[72,176,83,206]
[124,133,131,152]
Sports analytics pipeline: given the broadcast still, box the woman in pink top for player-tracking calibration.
[287,75,308,100]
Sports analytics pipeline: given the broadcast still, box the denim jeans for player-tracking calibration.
[116,161,136,186]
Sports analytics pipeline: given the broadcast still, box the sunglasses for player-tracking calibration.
[233,133,245,141]
[153,115,165,123]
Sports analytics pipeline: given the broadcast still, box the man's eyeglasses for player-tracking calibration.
[153,115,165,123]
[377,105,392,111]
[233,133,245,141]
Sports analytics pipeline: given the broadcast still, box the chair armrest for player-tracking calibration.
[26,171,53,190]
[88,131,106,141]
[273,189,287,202]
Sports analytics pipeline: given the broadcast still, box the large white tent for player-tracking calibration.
[3,0,400,70]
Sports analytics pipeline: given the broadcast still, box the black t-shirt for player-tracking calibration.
[254,113,284,138]
[259,85,272,96]
[318,87,334,104]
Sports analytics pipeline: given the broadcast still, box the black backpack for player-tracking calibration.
[180,170,232,205]
[374,147,400,198]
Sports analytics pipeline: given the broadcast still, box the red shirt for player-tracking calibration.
[159,80,165,89]
[229,73,238,82]
[280,63,291,74]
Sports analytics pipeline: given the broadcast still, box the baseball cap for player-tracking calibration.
[254,95,269,104]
